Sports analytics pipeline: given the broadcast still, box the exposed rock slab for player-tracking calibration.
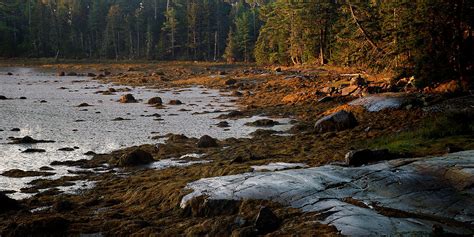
[181,151,474,236]
[251,162,308,172]
[349,93,411,112]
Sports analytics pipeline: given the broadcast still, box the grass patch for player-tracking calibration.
[364,111,474,156]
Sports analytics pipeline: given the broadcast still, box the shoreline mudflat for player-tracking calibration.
[0,62,472,236]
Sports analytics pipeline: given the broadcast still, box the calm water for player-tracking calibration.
[0,67,290,199]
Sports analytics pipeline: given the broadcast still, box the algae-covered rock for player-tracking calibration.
[116,149,154,167]
[245,119,279,127]
[147,97,163,105]
[119,94,137,103]
[197,135,218,148]
[345,149,393,166]
[255,206,280,234]
[0,193,20,213]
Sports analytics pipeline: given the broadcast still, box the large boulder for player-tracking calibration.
[345,149,393,166]
[119,94,137,103]
[116,149,154,167]
[197,135,218,148]
[147,97,163,105]
[314,110,358,133]
[255,206,280,234]
[0,193,20,213]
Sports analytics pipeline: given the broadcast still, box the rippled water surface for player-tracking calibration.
[0,67,290,199]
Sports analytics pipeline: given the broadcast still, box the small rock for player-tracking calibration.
[147,97,163,105]
[58,147,75,152]
[84,151,96,156]
[169,100,183,105]
[66,72,77,76]
[1,169,54,178]
[274,67,282,73]
[0,95,7,100]
[11,128,20,132]
[116,149,154,167]
[57,72,66,76]
[22,148,46,153]
[119,94,137,103]
[246,119,279,127]
[226,110,243,118]
[217,121,230,128]
[40,100,47,103]
[345,149,393,166]
[19,97,27,100]
[254,206,280,234]
[225,79,237,85]
[108,88,117,93]
[77,103,92,107]
[7,72,13,76]
[10,136,55,144]
[314,110,358,133]
[112,117,128,121]
[87,72,96,77]
[197,135,218,148]
[168,134,188,142]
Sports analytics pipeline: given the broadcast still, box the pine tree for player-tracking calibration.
[223,29,237,63]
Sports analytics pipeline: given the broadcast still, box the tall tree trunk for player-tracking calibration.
[349,4,384,54]
[320,28,325,65]
[214,31,218,61]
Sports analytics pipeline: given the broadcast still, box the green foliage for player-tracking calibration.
[365,111,474,155]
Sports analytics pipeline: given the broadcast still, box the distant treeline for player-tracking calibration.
[0,0,472,84]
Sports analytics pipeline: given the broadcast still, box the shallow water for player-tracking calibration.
[0,67,291,199]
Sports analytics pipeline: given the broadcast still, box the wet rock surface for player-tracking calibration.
[182,151,474,236]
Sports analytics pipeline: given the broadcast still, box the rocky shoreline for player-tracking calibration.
[0,62,473,236]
